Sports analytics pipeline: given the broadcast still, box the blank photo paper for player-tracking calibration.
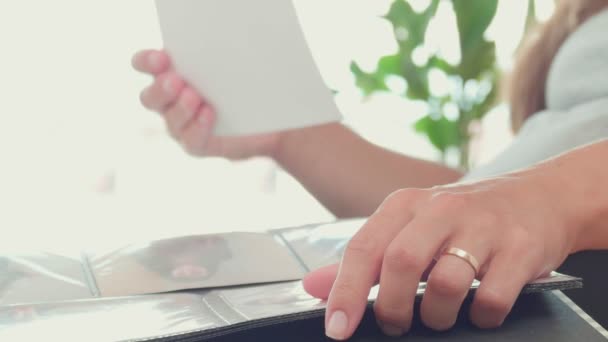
[155,0,342,136]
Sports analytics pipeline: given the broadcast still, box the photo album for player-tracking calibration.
[0,219,583,341]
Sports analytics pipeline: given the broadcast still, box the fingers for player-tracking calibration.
[420,237,491,331]
[132,50,171,75]
[137,64,217,157]
[302,263,340,300]
[373,217,451,336]
[179,105,216,156]
[164,87,204,138]
[314,187,542,339]
[324,189,423,340]
[140,73,185,113]
[470,246,537,328]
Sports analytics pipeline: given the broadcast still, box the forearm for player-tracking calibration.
[530,139,608,252]
[274,123,463,218]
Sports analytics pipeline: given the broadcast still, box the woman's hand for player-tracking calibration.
[132,49,283,160]
[303,167,587,340]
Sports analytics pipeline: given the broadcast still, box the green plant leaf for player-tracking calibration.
[351,62,388,96]
[351,50,430,99]
[414,115,461,152]
[376,53,403,77]
[452,0,498,50]
[350,0,503,169]
[452,0,498,79]
[385,0,440,50]
[428,55,457,74]
[459,40,497,80]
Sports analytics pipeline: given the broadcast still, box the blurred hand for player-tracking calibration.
[132,50,282,160]
[303,172,582,339]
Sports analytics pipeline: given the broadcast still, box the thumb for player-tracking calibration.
[303,263,340,300]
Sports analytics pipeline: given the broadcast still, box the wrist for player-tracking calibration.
[533,142,608,253]
[267,129,292,163]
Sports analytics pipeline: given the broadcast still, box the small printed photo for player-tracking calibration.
[87,233,306,297]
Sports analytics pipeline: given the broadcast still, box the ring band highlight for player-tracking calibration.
[442,247,480,275]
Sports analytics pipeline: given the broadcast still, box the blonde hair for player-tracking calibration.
[509,0,608,131]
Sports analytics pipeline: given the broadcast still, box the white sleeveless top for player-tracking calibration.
[463,9,608,181]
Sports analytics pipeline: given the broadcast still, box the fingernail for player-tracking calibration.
[378,322,405,337]
[326,311,348,340]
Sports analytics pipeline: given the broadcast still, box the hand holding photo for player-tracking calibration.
[155,0,342,136]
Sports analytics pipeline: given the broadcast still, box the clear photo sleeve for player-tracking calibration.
[0,219,583,341]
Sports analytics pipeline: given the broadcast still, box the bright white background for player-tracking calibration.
[0,0,554,249]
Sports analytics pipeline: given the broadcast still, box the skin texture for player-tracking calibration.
[132,50,608,339]
[132,50,462,218]
[303,140,608,339]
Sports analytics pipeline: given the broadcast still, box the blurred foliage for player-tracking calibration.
[352,0,500,169]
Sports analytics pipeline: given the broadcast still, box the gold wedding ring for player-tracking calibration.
[442,247,480,275]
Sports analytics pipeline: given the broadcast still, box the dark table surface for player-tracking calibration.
[558,250,608,329]
[214,291,607,342]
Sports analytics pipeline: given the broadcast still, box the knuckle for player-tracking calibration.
[165,70,184,83]
[427,270,470,298]
[181,87,200,101]
[181,93,202,114]
[505,226,540,259]
[377,189,426,222]
[475,211,500,228]
[384,246,425,273]
[475,288,512,319]
[429,192,469,213]
[331,281,361,300]
[385,188,424,207]
[345,235,378,259]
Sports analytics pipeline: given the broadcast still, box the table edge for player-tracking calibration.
[553,290,608,340]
